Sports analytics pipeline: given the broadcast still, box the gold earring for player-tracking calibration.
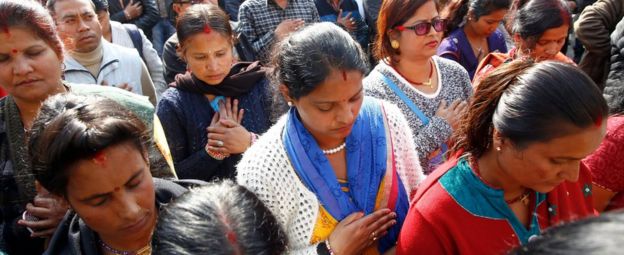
[496,146,501,151]
[391,40,400,49]
[287,101,293,107]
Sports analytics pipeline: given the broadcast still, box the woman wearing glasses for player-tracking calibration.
[365,0,472,174]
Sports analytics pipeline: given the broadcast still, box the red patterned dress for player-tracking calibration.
[583,116,624,211]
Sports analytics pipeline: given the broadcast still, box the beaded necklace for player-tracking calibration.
[391,59,434,89]
[99,239,151,255]
[468,156,531,206]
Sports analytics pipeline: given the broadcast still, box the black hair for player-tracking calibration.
[374,0,437,64]
[175,3,232,55]
[90,0,108,13]
[509,210,624,255]
[510,0,571,48]
[446,0,511,33]
[152,180,288,255]
[271,22,368,100]
[452,60,608,158]
[29,94,150,196]
[46,0,96,16]
[0,0,64,59]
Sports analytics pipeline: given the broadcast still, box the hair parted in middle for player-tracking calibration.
[374,0,440,64]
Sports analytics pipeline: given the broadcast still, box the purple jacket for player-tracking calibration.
[437,27,507,80]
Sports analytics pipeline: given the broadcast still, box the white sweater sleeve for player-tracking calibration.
[236,118,321,254]
[381,100,425,196]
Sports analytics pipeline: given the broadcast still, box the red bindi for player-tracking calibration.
[203,24,212,34]
[11,49,17,54]
[594,115,603,127]
[1,26,9,37]
[226,230,237,244]
[114,187,120,192]
[92,150,107,166]
[220,214,240,253]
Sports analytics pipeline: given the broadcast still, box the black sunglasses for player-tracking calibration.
[395,18,447,36]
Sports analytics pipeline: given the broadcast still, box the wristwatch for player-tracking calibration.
[316,241,330,255]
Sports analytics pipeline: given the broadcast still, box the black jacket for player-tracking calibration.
[43,179,204,255]
[108,0,160,38]
[605,16,624,114]
[219,0,244,21]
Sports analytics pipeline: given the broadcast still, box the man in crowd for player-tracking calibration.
[575,0,624,90]
[93,0,167,98]
[152,0,176,56]
[237,0,320,62]
[47,0,158,105]
[107,0,160,38]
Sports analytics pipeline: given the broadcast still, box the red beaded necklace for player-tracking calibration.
[505,190,531,206]
[391,59,434,89]
[468,156,531,206]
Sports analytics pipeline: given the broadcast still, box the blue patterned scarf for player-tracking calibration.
[283,97,407,253]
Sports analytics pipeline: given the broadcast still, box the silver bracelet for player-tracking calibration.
[325,238,335,255]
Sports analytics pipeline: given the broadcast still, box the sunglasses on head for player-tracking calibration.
[395,18,447,36]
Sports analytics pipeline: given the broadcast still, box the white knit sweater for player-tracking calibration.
[237,99,424,254]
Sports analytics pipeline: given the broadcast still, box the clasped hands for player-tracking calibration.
[205,98,251,156]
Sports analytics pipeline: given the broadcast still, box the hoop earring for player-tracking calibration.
[391,40,400,49]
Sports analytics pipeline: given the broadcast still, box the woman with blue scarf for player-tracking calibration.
[237,23,424,254]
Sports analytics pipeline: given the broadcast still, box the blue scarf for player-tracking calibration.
[283,97,408,253]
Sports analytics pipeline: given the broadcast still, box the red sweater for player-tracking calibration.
[397,156,596,255]
[583,116,624,210]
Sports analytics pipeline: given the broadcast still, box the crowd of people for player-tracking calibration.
[0,0,623,254]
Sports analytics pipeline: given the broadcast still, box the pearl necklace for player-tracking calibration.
[322,142,346,155]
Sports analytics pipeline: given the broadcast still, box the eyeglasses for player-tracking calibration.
[395,18,447,36]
